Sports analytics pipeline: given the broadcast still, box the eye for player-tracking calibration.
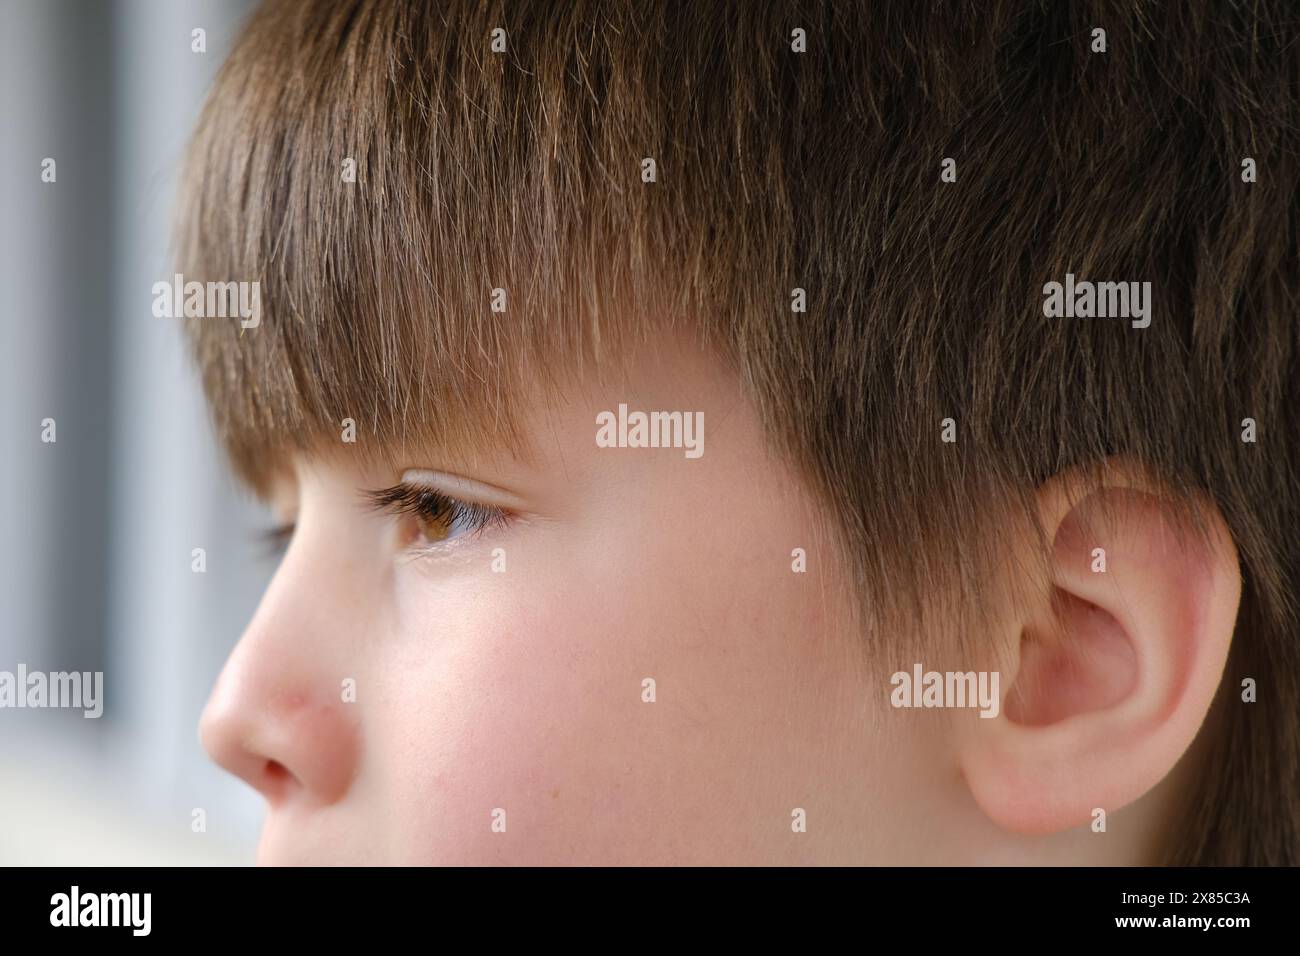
[365,483,508,548]
[259,521,296,559]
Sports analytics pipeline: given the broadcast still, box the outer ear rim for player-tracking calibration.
[957,458,1242,837]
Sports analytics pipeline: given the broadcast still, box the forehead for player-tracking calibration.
[250,328,743,502]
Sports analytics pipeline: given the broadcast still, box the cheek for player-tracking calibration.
[364,490,868,864]
[370,575,675,864]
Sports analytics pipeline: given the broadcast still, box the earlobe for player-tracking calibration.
[959,460,1241,836]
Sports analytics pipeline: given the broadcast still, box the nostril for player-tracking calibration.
[201,684,360,805]
[262,759,296,798]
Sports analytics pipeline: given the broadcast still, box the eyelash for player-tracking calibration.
[259,485,508,558]
[365,483,509,548]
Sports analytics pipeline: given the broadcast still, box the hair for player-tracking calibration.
[177,0,1300,864]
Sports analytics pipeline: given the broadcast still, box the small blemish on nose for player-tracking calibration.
[271,693,307,716]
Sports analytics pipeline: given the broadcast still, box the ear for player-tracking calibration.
[959,459,1241,835]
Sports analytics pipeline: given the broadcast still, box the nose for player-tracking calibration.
[199,560,362,807]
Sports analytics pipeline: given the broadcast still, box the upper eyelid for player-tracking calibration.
[361,483,509,524]
[396,469,527,510]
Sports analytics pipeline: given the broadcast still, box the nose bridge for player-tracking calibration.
[200,544,364,807]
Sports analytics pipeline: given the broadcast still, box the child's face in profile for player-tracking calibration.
[198,336,941,864]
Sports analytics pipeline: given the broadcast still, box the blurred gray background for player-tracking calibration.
[0,0,271,864]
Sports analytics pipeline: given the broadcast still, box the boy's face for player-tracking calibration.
[200,336,948,865]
